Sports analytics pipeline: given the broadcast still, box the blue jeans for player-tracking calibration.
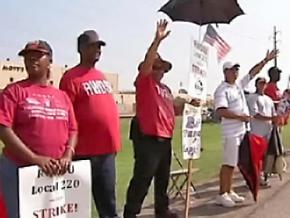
[74,154,118,218]
[0,155,19,218]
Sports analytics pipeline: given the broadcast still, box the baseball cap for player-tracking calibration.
[77,30,106,52]
[223,61,240,71]
[138,53,172,73]
[18,40,53,57]
[268,66,282,75]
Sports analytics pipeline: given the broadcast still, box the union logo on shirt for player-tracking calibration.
[156,85,172,100]
[82,80,112,96]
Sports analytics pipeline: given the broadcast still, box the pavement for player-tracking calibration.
[135,152,290,218]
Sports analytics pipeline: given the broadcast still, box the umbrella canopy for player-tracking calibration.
[159,0,244,25]
[238,132,268,201]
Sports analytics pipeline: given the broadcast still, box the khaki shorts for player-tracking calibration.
[222,134,245,167]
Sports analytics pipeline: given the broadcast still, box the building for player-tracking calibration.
[0,59,135,116]
[0,59,119,93]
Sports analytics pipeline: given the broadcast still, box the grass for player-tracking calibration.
[1,119,290,217]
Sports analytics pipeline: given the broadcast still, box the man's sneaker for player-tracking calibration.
[228,191,245,203]
[260,176,271,187]
[216,193,235,207]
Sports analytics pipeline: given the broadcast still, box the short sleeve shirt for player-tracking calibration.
[0,80,77,166]
[247,93,276,139]
[60,65,121,156]
[135,72,175,138]
[214,74,251,138]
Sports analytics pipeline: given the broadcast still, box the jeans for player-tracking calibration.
[0,155,19,218]
[75,154,118,218]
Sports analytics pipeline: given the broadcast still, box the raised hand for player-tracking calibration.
[265,49,279,62]
[155,19,171,41]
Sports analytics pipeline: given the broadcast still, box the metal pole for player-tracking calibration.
[274,26,277,67]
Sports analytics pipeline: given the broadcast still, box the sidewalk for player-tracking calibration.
[137,153,290,218]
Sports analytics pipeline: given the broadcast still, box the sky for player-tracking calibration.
[1,0,290,94]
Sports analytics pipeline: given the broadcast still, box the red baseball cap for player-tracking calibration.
[18,40,53,57]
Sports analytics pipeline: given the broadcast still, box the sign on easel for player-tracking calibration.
[18,160,92,218]
[182,104,202,160]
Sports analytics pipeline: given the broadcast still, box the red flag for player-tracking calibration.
[203,24,231,62]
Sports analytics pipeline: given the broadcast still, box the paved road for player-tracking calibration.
[248,180,290,218]
[136,155,290,218]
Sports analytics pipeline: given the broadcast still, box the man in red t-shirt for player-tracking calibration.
[265,67,282,108]
[60,30,120,218]
[123,20,200,218]
[0,40,77,218]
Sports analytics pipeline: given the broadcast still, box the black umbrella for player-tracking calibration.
[159,0,244,25]
[264,126,286,180]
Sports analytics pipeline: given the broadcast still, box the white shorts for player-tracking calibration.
[222,134,245,167]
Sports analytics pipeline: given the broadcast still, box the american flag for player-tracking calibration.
[203,24,231,62]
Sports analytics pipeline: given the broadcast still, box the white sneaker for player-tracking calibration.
[216,193,235,207]
[228,191,245,203]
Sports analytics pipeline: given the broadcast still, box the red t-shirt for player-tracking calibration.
[59,65,120,156]
[0,80,77,166]
[135,73,175,138]
[265,82,282,104]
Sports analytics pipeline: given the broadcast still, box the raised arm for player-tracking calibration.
[248,49,278,78]
[139,20,170,75]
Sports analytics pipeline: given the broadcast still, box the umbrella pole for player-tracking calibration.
[184,159,193,218]
[198,26,202,42]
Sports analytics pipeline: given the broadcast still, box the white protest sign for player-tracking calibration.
[19,160,92,218]
[182,104,202,160]
[188,39,209,100]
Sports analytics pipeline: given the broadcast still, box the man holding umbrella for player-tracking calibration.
[214,50,277,207]
[123,20,200,218]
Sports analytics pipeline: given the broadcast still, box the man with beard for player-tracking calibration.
[60,31,120,218]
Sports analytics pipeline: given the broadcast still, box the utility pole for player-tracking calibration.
[273,26,278,67]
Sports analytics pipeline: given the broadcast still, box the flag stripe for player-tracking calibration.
[203,24,231,61]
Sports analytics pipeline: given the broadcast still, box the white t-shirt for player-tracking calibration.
[214,74,251,138]
[247,93,276,139]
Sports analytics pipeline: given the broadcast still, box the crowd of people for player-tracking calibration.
[0,18,286,218]
[213,49,288,208]
[0,20,199,218]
